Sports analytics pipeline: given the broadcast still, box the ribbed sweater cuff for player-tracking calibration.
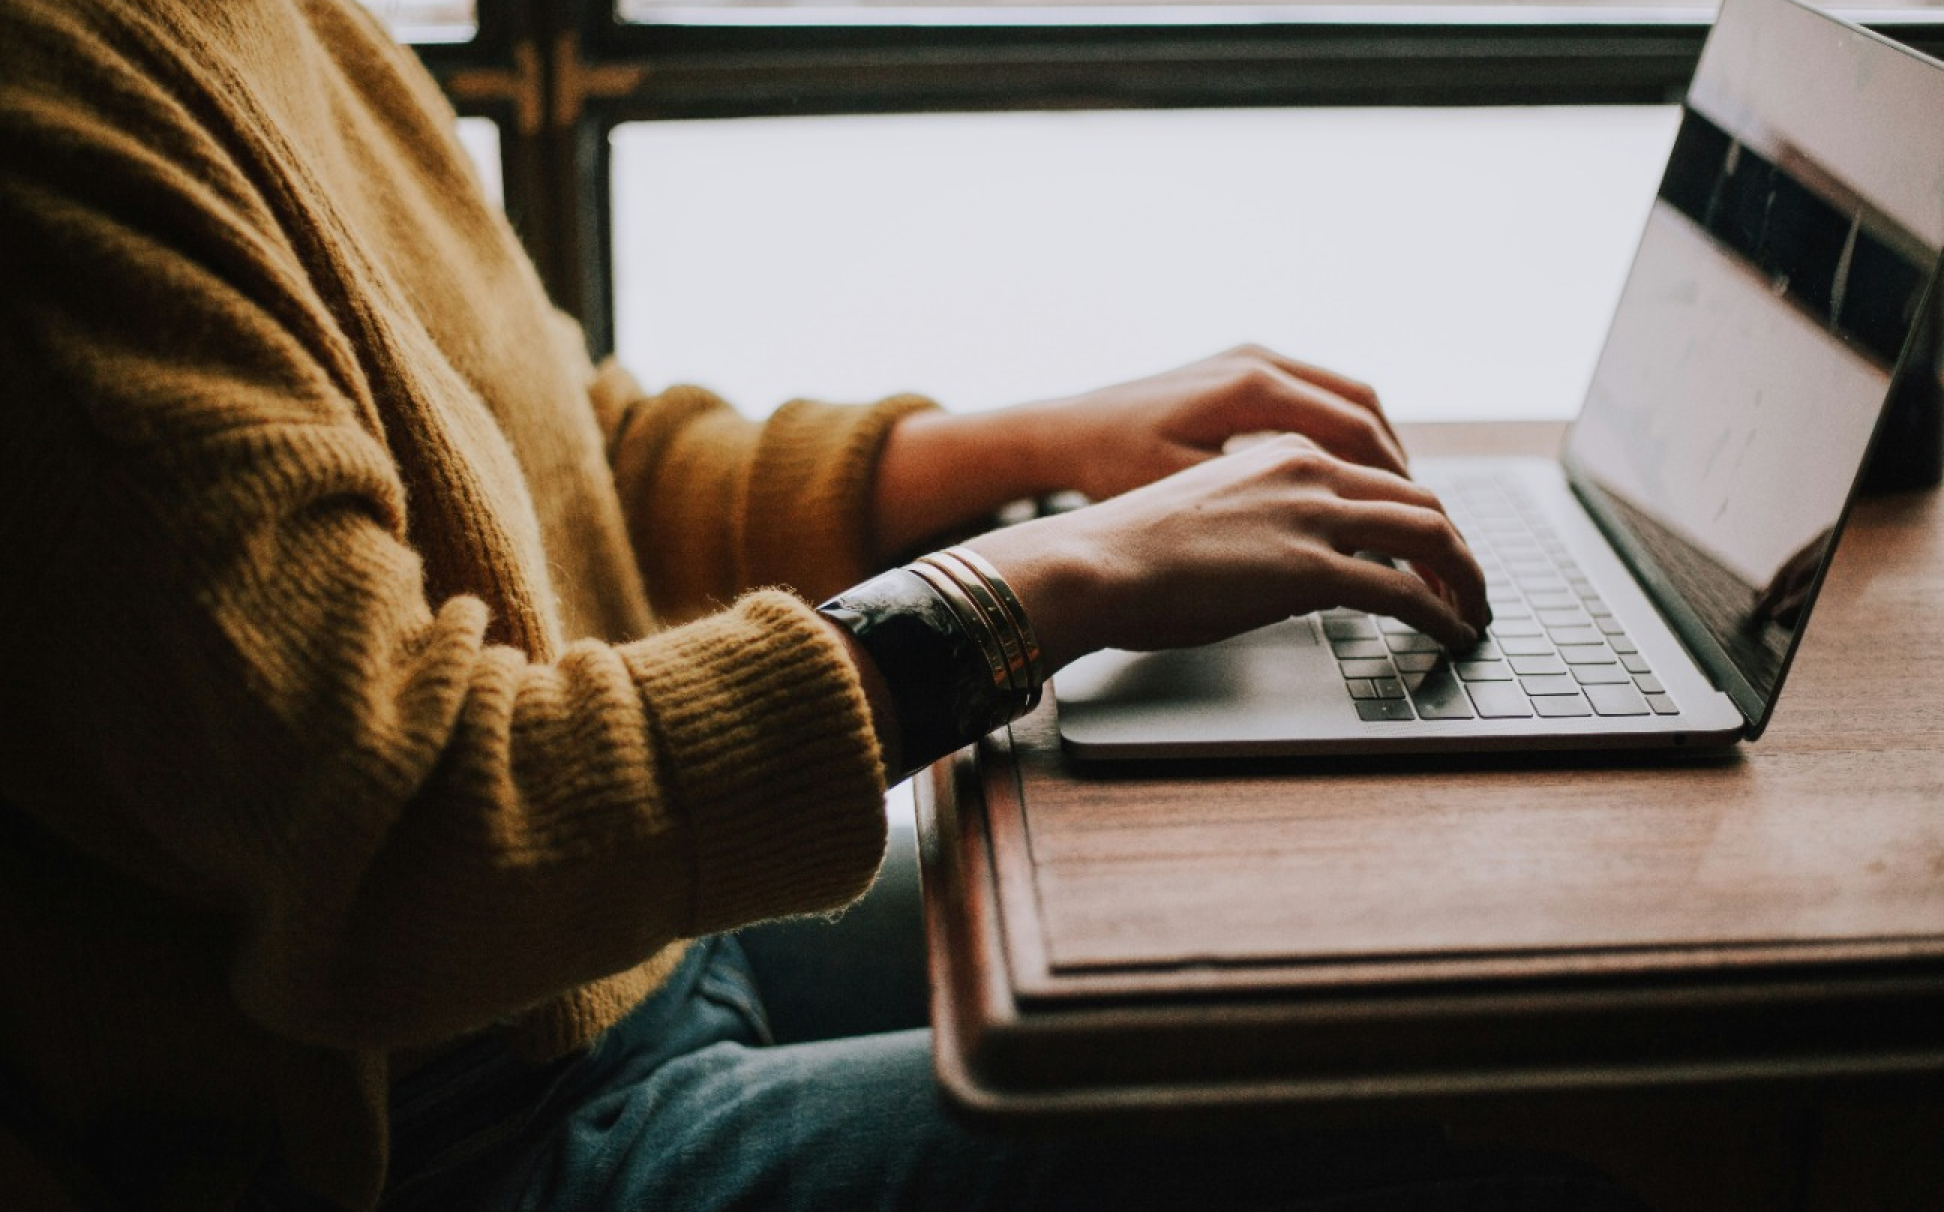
[746,394,940,595]
[624,590,889,934]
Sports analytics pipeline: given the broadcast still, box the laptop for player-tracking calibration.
[1056,0,1944,760]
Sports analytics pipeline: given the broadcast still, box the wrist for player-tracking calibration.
[817,553,1045,779]
[873,406,1068,560]
[989,395,1094,501]
[960,518,1107,677]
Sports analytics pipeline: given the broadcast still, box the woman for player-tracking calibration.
[0,2,1629,1210]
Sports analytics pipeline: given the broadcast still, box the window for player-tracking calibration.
[618,0,1944,22]
[358,0,477,43]
[611,106,1678,421]
[455,118,506,206]
[377,0,1944,385]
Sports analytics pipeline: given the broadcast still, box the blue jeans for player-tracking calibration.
[363,825,1646,1212]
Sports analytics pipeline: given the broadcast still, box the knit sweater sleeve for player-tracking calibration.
[595,364,939,623]
[0,2,888,1051]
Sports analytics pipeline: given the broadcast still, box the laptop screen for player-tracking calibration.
[1561,0,1944,735]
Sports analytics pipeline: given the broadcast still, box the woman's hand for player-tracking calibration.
[850,347,1486,776]
[1018,344,1410,501]
[961,434,1489,675]
[873,345,1410,561]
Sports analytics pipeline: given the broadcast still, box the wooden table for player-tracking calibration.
[915,421,1944,1206]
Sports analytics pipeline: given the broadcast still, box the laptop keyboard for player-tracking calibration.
[1327,475,1681,723]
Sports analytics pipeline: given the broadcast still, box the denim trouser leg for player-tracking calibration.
[370,821,1645,1212]
[732,812,930,1044]
[466,936,1642,1212]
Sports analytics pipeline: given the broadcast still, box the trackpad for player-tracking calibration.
[1056,616,1318,708]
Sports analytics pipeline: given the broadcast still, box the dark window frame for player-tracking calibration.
[402,0,1944,357]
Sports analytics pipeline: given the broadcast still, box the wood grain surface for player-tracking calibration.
[993,422,1944,995]
[919,422,1944,1127]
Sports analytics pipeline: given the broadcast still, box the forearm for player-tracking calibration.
[871,405,1068,563]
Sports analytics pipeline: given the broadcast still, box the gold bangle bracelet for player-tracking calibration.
[915,553,1030,696]
[817,567,1023,777]
[941,546,1045,690]
[906,561,1012,695]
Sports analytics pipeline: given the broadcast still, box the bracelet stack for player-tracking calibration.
[910,547,1045,714]
[817,546,1045,775]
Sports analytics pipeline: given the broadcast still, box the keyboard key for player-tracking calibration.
[1339,659,1394,679]
[1370,676,1407,699]
[1534,695,1594,718]
[1645,693,1680,716]
[1585,683,1650,716]
[1332,639,1390,661]
[1548,625,1605,646]
[1489,618,1545,637]
[1413,472,1676,729]
[1466,682,1535,718]
[1324,616,1378,641]
[1385,632,1444,654]
[1497,635,1556,657]
[1573,665,1632,685]
[1377,617,1422,634]
[1346,678,1380,700]
[1508,655,1567,676]
[1519,675,1582,696]
[1514,573,1567,591]
[1357,699,1416,722]
[1410,671,1476,719]
[1559,645,1617,665]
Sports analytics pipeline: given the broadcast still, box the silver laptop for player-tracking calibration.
[1057,0,1944,760]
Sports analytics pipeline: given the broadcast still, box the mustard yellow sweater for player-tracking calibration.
[0,1,933,1208]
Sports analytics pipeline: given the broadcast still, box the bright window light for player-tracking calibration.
[612,107,1679,422]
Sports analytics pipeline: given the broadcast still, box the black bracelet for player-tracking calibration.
[818,568,1021,775]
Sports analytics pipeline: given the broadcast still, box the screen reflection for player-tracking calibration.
[1564,0,1944,713]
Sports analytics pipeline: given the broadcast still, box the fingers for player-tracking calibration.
[1323,556,1480,650]
[1029,428,1489,660]
[1325,498,1490,630]
[1227,344,1406,470]
[1241,439,1489,634]
[1218,355,1409,479]
[1234,343,1382,409]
